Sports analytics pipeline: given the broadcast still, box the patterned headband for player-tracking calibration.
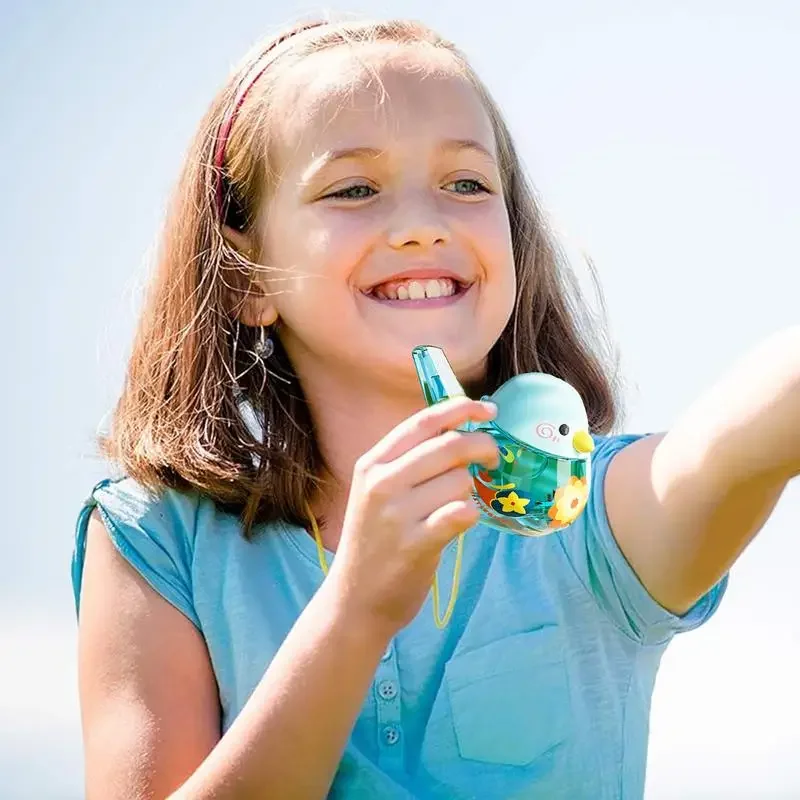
[213,20,327,224]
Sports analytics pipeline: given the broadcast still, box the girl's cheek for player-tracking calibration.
[322,214,380,258]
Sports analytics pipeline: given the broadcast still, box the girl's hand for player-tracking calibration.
[329,397,500,634]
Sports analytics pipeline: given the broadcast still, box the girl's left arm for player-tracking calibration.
[604,326,800,615]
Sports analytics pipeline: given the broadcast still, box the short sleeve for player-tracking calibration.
[558,433,728,646]
[72,477,201,630]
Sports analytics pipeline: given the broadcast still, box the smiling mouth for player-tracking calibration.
[362,277,472,303]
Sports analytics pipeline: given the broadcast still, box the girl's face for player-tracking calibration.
[251,46,516,390]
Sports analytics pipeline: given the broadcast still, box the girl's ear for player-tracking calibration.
[222,224,254,258]
[221,224,279,328]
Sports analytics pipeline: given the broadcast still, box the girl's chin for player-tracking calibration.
[355,336,490,381]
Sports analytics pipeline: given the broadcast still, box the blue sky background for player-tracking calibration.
[1,1,798,797]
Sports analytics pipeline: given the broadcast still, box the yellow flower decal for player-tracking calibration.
[495,491,530,515]
[548,476,589,528]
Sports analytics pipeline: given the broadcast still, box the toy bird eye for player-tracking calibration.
[559,424,570,436]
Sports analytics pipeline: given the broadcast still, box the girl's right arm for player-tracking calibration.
[78,396,498,800]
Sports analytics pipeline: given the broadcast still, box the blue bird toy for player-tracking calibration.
[412,345,595,535]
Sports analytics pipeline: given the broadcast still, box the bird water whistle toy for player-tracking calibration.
[412,345,595,535]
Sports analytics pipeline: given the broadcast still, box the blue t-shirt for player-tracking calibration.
[71,434,727,799]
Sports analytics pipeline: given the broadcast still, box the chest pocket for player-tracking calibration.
[445,626,571,767]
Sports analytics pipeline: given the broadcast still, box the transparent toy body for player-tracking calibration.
[466,420,590,535]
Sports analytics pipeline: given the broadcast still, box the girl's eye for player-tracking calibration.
[445,178,491,195]
[325,184,376,200]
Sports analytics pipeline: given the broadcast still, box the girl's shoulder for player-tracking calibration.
[562,430,728,644]
[72,476,226,630]
[591,431,648,460]
[81,476,206,545]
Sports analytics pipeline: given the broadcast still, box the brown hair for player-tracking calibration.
[101,17,623,535]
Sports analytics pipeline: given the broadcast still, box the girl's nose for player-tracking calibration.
[387,197,451,250]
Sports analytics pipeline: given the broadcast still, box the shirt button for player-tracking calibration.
[378,679,398,701]
[381,643,393,661]
[382,725,400,746]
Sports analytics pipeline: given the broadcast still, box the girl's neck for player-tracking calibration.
[301,371,424,549]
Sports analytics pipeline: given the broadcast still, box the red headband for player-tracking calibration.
[213,20,327,223]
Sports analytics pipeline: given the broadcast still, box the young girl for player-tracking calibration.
[72,16,799,800]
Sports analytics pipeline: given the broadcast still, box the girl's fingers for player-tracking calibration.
[395,429,499,489]
[364,396,496,467]
[422,499,482,547]
[404,465,477,523]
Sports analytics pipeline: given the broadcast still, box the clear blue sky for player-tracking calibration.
[2,1,798,797]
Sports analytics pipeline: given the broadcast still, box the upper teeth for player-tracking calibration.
[372,278,458,300]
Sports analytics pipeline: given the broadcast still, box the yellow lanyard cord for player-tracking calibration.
[431,533,464,629]
[304,501,464,629]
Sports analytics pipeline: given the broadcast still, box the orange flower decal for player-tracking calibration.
[548,476,589,528]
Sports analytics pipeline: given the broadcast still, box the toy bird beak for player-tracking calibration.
[572,430,594,454]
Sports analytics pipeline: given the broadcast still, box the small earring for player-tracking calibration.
[231,321,291,397]
[253,326,274,359]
